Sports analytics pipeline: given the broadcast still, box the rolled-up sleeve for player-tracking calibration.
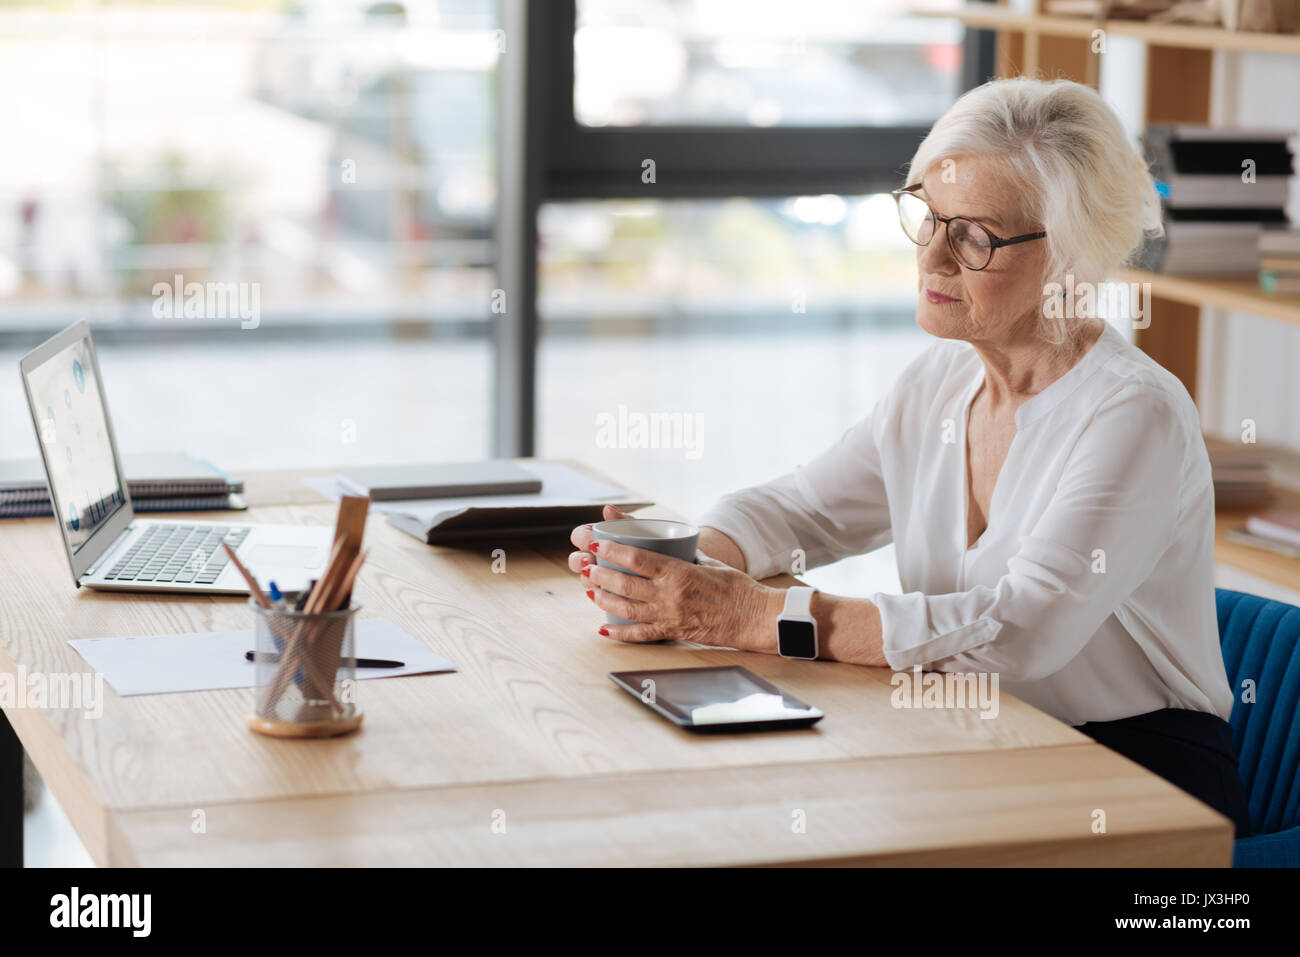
[694,399,893,580]
[872,386,1186,682]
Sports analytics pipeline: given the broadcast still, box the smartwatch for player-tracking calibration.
[777,586,818,660]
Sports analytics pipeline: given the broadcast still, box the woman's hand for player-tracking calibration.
[567,504,635,573]
[567,508,887,663]
[572,538,782,649]
[568,506,748,573]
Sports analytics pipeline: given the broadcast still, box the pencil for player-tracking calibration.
[222,541,271,609]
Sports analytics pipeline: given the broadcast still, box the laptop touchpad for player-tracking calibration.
[244,544,322,569]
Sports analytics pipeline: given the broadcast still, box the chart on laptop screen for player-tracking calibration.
[25,335,125,552]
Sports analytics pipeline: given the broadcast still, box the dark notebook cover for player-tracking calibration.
[1145,126,1295,176]
[1164,206,1289,223]
[386,502,653,545]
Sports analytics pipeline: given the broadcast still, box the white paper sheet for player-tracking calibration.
[302,462,630,523]
[69,618,457,697]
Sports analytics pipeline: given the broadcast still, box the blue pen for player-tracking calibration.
[265,581,303,685]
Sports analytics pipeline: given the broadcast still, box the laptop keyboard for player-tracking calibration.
[104,525,250,584]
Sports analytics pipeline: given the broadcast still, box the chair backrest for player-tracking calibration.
[1216,588,1300,836]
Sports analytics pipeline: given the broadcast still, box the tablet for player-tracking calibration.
[608,665,824,733]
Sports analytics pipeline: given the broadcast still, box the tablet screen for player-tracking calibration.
[609,665,823,730]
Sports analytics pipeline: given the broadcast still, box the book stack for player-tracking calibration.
[1139,125,1295,276]
[1043,0,1172,17]
[1259,230,1300,296]
[1229,508,1300,560]
[0,451,244,518]
[1204,436,1273,509]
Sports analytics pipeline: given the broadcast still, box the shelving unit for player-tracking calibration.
[914,4,1300,56]
[913,2,1300,593]
[1115,268,1300,328]
[1216,487,1300,594]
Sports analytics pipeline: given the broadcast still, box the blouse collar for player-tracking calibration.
[990,320,1127,430]
[1013,319,1128,429]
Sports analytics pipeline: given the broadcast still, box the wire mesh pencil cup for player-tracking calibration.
[246,597,364,738]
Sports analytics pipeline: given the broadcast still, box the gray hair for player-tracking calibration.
[905,77,1163,346]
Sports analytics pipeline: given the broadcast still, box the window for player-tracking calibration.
[1,1,500,330]
[537,194,930,520]
[574,0,966,128]
[519,0,988,592]
[0,0,500,470]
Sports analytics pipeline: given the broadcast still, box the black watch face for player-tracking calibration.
[779,620,816,659]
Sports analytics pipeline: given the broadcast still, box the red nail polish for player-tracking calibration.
[598,626,609,637]
[590,542,599,553]
[586,589,595,600]
[581,566,591,578]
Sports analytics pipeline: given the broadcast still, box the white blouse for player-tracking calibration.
[696,320,1235,726]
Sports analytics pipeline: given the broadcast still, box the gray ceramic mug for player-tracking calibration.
[592,518,700,625]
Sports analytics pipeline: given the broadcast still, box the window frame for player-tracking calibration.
[541,1,992,199]
[493,0,995,454]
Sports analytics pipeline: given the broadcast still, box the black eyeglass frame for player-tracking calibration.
[891,183,1047,271]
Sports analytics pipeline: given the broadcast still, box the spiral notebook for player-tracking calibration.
[0,451,245,516]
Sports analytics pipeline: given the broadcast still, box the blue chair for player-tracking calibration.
[1216,588,1300,867]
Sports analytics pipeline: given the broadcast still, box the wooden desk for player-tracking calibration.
[0,464,1232,866]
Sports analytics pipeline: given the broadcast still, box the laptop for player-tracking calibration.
[20,321,333,594]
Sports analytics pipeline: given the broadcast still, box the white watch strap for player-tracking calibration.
[782,586,815,618]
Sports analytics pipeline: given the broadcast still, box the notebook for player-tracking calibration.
[1246,509,1300,550]
[0,451,244,514]
[378,463,652,544]
[305,462,652,545]
[336,460,543,502]
[0,492,245,518]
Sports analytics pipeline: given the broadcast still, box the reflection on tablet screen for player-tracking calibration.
[609,665,823,731]
[690,692,810,725]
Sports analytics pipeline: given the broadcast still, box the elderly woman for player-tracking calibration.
[568,77,1250,837]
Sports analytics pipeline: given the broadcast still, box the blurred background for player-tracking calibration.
[0,1,970,516]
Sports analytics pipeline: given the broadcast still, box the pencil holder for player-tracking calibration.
[246,597,364,738]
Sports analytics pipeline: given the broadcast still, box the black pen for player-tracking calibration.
[293,581,316,612]
[245,651,404,669]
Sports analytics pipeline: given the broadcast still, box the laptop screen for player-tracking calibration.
[24,333,126,553]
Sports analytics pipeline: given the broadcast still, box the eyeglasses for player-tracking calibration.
[891,184,1046,271]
